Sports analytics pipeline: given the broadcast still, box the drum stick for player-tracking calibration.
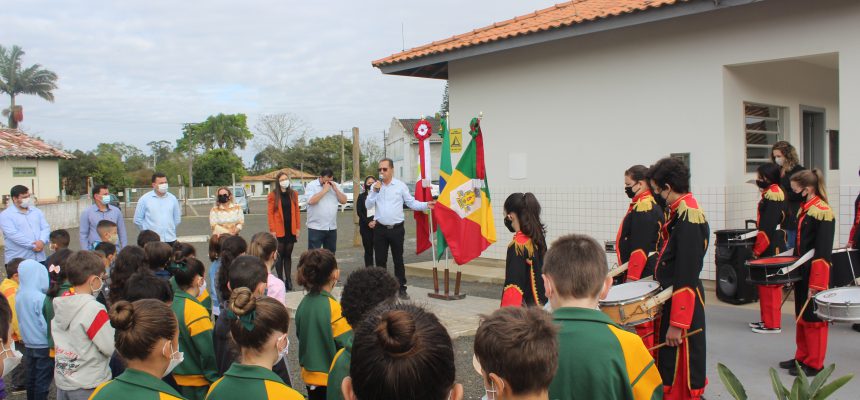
[795,297,812,324]
[780,285,794,309]
[647,328,703,352]
[609,262,629,278]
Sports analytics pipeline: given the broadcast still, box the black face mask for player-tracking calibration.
[625,185,636,199]
[653,192,668,209]
[755,179,770,190]
[504,216,515,233]
[218,194,229,204]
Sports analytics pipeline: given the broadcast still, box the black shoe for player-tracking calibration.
[789,364,822,376]
[398,290,410,300]
[853,324,860,333]
[779,359,800,370]
[10,386,25,394]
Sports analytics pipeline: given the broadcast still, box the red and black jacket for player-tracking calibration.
[501,232,546,307]
[848,193,860,249]
[655,194,710,330]
[753,184,787,257]
[616,190,663,281]
[796,196,835,291]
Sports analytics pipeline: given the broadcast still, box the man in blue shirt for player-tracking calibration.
[305,168,347,253]
[133,172,181,244]
[0,185,50,263]
[366,158,435,299]
[80,184,128,249]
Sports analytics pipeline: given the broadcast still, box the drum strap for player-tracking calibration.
[770,250,815,277]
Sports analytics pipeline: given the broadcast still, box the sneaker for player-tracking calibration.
[779,359,801,370]
[398,290,410,300]
[751,326,781,334]
[789,364,822,377]
[852,323,860,333]
[748,321,764,328]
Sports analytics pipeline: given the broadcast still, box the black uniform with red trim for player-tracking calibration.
[655,193,708,400]
[617,190,664,282]
[848,192,860,249]
[793,196,834,370]
[752,184,788,330]
[501,232,546,307]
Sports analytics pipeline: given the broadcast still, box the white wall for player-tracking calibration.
[0,158,61,202]
[445,0,860,277]
[385,118,442,184]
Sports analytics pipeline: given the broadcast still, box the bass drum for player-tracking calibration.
[830,248,859,288]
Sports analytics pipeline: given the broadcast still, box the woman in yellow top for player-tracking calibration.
[209,187,244,236]
[90,299,187,400]
[205,287,302,400]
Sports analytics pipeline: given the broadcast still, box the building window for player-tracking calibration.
[13,167,36,177]
[744,103,785,173]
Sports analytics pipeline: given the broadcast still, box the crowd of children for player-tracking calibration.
[0,219,675,400]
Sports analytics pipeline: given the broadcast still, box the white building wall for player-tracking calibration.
[447,0,860,279]
[0,158,61,202]
[385,118,442,184]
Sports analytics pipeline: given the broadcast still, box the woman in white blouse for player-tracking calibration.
[209,187,244,235]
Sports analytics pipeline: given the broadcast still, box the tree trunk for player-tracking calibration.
[9,94,17,129]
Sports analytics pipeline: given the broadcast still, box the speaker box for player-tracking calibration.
[715,246,758,305]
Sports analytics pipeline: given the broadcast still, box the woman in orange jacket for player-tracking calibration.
[267,172,301,290]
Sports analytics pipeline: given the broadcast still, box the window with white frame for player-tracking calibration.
[745,103,786,173]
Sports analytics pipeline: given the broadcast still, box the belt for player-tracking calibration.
[379,222,404,229]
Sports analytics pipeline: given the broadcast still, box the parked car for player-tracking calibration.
[340,181,354,210]
[231,187,250,214]
[292,183,309,211]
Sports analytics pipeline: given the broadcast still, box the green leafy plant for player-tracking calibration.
[717,363,853,400]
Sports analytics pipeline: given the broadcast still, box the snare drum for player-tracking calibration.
[600,281,661,326]
[830,248,859,288]
[814,287,860,322]
[746,256,802,285]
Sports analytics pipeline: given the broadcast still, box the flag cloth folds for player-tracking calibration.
[433,117,496,265]
[435,115,452,260]
[413,119,434,254]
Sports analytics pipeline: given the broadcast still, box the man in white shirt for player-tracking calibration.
[365,158,435,299]
[305,169,347,253]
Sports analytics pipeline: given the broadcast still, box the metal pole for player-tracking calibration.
[340,130,345,183]
[352,127,362,247]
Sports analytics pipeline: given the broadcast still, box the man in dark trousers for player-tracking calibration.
[365,158,435,299]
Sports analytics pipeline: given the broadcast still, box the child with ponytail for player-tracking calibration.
[168,257,218,399]
[172,242,211,314]
[247,232,287,306]
[294,249,350,400]
[90,300,185,399]
[204,288,302,400]
[500,193,548,307]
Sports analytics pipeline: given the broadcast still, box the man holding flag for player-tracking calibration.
[366,157,436,299]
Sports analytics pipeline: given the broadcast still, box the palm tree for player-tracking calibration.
[0,44,59,129]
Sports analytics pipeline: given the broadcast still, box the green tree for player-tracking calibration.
[193,149,246,186]
[439,82,449,115]
[96,152,132,191]
[96,142,147,171]
[147,140,172,167]
[252,145,287,173]
[284,134,362,180]
[0,45,59,128]
[177,113,253,153]
[60,150,99,195]
[155,152,190,186]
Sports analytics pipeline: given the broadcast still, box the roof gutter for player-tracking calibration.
[377,0,762,76]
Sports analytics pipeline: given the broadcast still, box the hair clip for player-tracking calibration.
[48,264,61,274]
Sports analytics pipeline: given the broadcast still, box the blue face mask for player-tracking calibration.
[100,195,111,205]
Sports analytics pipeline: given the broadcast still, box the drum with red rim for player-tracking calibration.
[746,256,802,285]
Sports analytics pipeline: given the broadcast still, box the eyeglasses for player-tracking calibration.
[378,168,389,172]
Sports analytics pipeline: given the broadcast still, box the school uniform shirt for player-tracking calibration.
[616,190,663,281]
[294,291,352,387]
[170,278,212,317]
[753,184,787,257]
[326,336,352,400]
[90,368,187,400]
[501,232,546,307]
[548,307,662,400]
[52,292,115,390]
[171,290,218,388]
[206,364,303,400]
[0,278,21,341]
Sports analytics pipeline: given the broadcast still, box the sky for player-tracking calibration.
[3,0,559,163]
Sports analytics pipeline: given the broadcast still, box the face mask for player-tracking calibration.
[1,342,23,378]
[100,195,111,205]
[18,197,31,209]
[274,334,289,366]
[218,194,229,204]
[625,185,636,199]
[157,183,169,194]
[89,276,104,296]
[108,234,119,244]
[280,180,290,189]
[503,216,515,233]
[653,190,668,209]
[481,381,497,400]
[162,342,184,377]
[774,157,785,166]
[755,179,770,190]
[199,278,207,293]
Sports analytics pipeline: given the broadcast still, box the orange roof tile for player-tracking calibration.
[372,0,688,67]
[0,128,74,159]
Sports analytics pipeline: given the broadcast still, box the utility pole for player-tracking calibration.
[353,127,361,247]
[340,130,345,183]
[383,130,387,157]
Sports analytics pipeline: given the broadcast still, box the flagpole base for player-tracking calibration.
[432,267,440,294]
[427,268,466,300]
[427,293,467,301]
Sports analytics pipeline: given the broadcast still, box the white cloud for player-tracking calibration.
[4,0,558,162]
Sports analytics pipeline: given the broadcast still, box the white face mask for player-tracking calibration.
[274,334,289,366]
[1,341,23,378]
[90,276,104,297]
[199,278,207,294]
[280,180,290,189]
[162,341,184,377]
[481,381,497,400]
[774,156,785,166]
[157,183,169,194]
[18,197,32,209]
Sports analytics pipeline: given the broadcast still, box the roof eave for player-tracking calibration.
[375,0,760,78]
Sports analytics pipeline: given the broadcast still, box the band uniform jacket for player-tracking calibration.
[753,184,787,257]
[617,190,663,281]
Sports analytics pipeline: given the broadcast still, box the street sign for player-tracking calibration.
[450,128,462,153]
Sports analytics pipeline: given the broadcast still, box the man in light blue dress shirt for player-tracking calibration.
[305,168,347,253]
[80,184,128,249]
[0,185,51,263]
[365,158,435,299]
[133,172,181,244]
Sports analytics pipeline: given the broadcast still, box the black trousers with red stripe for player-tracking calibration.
[657,282,707,399]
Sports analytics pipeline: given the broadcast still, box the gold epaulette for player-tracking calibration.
[677,199,707,224]
[633,196,655,212]
[763,186,785,202]
[508,235,535,257]
[807,202,834,222]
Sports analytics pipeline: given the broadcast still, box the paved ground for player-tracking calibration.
[5,198,860,399]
